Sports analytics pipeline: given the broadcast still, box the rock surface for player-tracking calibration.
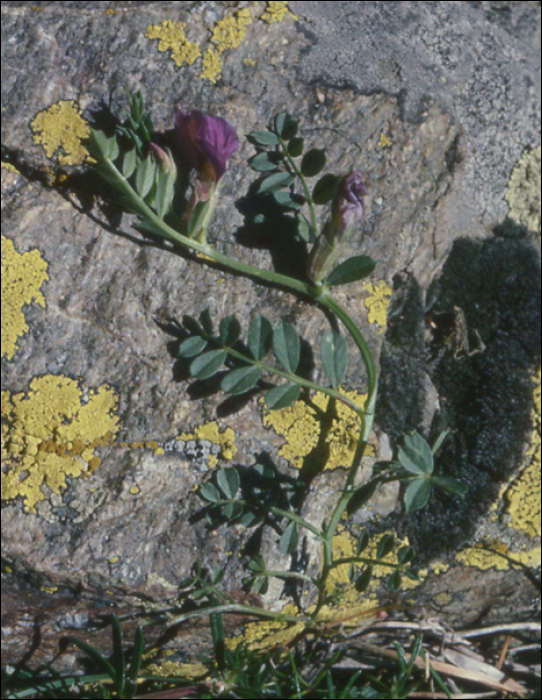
[2,0,540,674]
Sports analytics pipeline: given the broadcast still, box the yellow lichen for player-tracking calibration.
[145,20,201,67]
[129,485,140,495]
[505,145,541,233]
[377,133,392,149]
[200,9,253,82]
[433,591,453,606]
[501,366,541,538]
[1,375,120,513]
[210,8,252,51]
[327,527,422,598]
[362,280,392,331]
[263,389,372,469]
[144,661,208,682]
[200,47,225,83]
[430,560,450,575]
[180,421,237,460]
[30,101,90,166]
[260,1,298,23]
[1,162,19,173]
[455,544,541,570]
[230,527,421,653]
[40,586,58,594]
[1,236,49,361]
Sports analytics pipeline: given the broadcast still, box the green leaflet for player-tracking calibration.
[320,331,348,387]
[221,366,261,395]
[273,321,300,373]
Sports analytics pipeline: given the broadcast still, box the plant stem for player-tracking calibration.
[215,342,367,418]
[99,155,380,616]
[142,603,311,629]
[100,158,376,407]
[278,135,318,237]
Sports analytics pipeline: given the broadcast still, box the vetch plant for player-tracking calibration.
[86,90,467,636]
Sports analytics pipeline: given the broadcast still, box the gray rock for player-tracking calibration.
[2,0,540,674]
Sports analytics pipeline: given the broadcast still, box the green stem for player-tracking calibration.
[142,603,311,629]
[264,569,317,586]
[331,556,399,569]
[100,158,375,404]
[218,342,366,418]
[279,135,318,237]
[268,506,323,538]
[99,155,380,616]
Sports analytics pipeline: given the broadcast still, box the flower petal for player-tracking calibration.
[196,113,239,180]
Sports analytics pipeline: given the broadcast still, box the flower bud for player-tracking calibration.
[308,172,368,284]
[149,143,177,180]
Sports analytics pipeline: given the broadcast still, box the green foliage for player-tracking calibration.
[325,255,377,286]
[272,321,300,373]
[176,308,353,411]
[320,330,348,387]
[247,110,341,243]
[394,432,468,512]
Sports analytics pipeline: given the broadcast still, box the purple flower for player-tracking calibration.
[308,172,368,283]
[332,171,368,231]
[174,106,239,182]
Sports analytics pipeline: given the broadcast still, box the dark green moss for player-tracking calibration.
[377,236,541,561]
[375,272,426,437]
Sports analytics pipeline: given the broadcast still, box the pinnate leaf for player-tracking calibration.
[288,136,304,157]
[355,565,373,592]
[258,171,295,194]
[274,111,298,139]
[249,130,279,147]
[312,173,340,204]
[250,152,279,172]
[430,476,468,498]
[155,169,175,218]
[199,481,221,503]
[279,521,298,555]
[122,149,137,178]
[377,533,395,559]
[178,336,208,358]
[135,156,155,199]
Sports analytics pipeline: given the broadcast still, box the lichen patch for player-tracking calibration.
[1,236,49,361]
[30,101,90,166]
[180,420,237,460]
[362,280,392,332]
[1,375,120,512]
[260,1,298,24]
[200,8,253,83]
[144,20,201,67]
[263,389,373,469]
[501,365,541,538]
[146,3,295,83]
[505,145,541,234]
